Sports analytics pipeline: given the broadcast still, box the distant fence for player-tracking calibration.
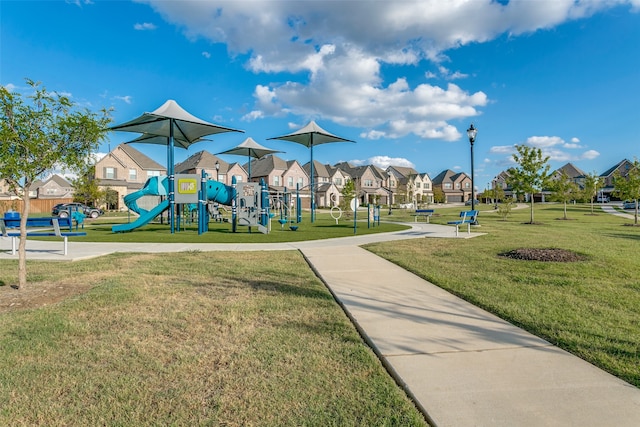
[0,198,74,215]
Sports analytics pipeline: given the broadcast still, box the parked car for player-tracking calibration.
[465,199,480,206]
[596,195,610,203]
[622,200,638,210]
[52,202,104,219]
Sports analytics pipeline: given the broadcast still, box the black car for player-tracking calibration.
[52,202,104,219]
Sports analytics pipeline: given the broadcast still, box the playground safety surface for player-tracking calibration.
[2,221,640,426]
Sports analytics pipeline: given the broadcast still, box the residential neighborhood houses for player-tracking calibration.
[0,142,636,212]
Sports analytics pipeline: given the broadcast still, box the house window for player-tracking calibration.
[288,177,294,187]
[334,178,342,186]
[147,170,161,178]
[217,174,225,182]
[234,175,243,183]
[465,182,470,189]
[425,183,430,189]
[297,177,304,187]
[104,167,116,179]
[364,179,373,187]
[455,183,461,189]
[129,169,137,181]
[416,182,421,188]
[273,176,280,186]
[444,183,452,189]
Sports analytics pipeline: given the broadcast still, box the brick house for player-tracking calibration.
[29,174,74,199]
[432,169,472,203]
[94,144,166,210]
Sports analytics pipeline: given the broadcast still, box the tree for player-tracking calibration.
[548,170,579,220]
[582,171,603,214]
[0,79,111,289]
[72,165,104,206]
[433,187,445,203]
[506,144,551,224]
[613,159,640,225]
[339,179,356,219]
[497,197,515,221]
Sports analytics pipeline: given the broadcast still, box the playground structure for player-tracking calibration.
[112,173,271,234]
[270,185,304,231]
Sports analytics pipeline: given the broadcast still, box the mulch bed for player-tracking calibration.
[498,248,587,262]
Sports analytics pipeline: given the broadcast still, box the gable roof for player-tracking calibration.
[600,159,632,178]
[175,150,227,173]
[303,160,329,178]
[388,165,419,178]
[249,154,289,177]
[555,162,586,178]
[120,144,166,171]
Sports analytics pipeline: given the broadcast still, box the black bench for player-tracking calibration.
[1,217,86,255]
[447,210,478,236]
[412,209,434,223]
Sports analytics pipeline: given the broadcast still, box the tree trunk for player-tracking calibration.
[564,201,568,219]
[529,193,535,223]
[18,191,30,289]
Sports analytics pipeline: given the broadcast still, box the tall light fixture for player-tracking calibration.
[215,160,220,182]
[467,123,477,214]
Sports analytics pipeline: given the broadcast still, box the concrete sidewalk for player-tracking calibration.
[2,221,640,425]
[302,245,640,426]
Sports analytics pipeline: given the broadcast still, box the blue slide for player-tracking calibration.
[112,199,170,233]
[112,176,235,232]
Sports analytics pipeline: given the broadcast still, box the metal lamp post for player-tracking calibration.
[467,124,477,215]
[215,160,220,181]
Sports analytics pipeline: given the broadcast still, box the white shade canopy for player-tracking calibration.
[217,137,282,159]
[110,99,242,149]
[268,120,353,148]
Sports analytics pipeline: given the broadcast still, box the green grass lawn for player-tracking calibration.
[366,202,640,387]
[2,202,639,425]
[0,251,427,426]
[70,209,407,243]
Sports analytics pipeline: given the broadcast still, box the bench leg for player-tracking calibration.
[12,236,17,255]
[467,222,471,234]
[63,236,68,256]
[455,224,459,236]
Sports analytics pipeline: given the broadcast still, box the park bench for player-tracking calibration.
[0,216,86,256]
[447,210,478,236]
[412,209,434,223]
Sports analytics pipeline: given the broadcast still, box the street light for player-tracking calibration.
[215,160,220,182]
[467,123,477,215]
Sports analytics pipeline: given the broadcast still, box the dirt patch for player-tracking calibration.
[0,281,90,313]
[498,248,587,262]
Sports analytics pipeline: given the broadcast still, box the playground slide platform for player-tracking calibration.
[112,200,169,233]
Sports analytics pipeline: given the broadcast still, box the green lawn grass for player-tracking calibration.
[365,203,640,387]
[3,202,639,425]
[0,251,427,426]
[66,209,408,243]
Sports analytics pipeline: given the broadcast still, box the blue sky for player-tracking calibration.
[2,0,639,190]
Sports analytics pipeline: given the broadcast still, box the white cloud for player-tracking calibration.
[202,51,211,59]
[113,95,133,104]
[134,22,157,31]
[580,149,600,160]
[489,145,516,154]
[142,0,635,143]
[367,155,415,169]
[526,135,565,148]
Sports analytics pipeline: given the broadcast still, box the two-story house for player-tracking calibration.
[29,175,74,199]
[432,169,472,203]
[600,159,634,200]
[95,144,166,210]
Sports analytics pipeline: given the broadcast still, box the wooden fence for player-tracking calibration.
[0,198,74,215]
